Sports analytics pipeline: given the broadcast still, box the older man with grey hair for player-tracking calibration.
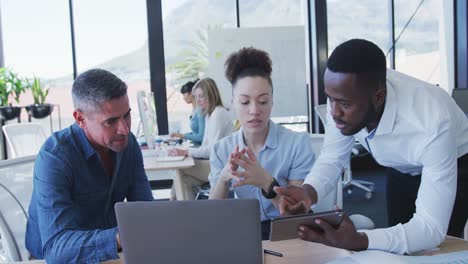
[25,69,153,263]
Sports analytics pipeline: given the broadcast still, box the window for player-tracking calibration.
[239,0,305,28]
[394,0,445,88]
[162,0,237,133]
[327,0,391,60]
[327,0,453,91]
[73,0,150,134]
[160,1,311,133]
[1,0,73,131]
[237,0,309,132]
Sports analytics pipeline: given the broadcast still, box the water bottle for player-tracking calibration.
[155,138,164,157]
[160,142,168,157]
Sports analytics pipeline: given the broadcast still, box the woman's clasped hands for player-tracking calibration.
[220,146,273,191]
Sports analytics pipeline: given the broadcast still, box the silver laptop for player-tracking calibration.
[115,199,262,264]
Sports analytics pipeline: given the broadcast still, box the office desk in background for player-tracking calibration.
[142,149,194,171]
[141,148,195,199]
[18,237,468,264]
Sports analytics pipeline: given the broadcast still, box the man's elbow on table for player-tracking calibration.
[364,213,446,254]
[404,213,447,254]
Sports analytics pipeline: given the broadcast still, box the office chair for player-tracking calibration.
[0,155,36,262]
[452,88,468,117]
[2,123,48,159]
[314,104,374,199]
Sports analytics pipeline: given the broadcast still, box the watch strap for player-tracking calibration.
[262,178,279,199]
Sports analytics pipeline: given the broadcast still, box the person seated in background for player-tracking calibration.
[208,47,315,240]
[169,78,233,159]
[170,79,205,145]
[275,39,468,254]
[25,69,154,263]
[169,78,233,200]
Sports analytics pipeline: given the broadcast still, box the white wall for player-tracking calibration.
[206,26,308,119]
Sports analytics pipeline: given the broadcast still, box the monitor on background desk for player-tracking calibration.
[137,91,158,149]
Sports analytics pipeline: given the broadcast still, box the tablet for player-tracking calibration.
[269,210,345,241]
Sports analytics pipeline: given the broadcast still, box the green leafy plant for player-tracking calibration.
[0,68,8,106]
[28,77,49,105]
[0,68,27,106]
[167,27,210,86]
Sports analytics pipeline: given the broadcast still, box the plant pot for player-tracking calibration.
[0,106,22,121]
[26,104,53,119]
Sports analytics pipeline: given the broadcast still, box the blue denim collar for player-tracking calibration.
[72,122,98,160]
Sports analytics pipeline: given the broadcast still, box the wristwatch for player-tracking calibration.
[262,178,280,199]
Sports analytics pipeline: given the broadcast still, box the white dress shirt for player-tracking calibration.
[188,106,233,159]
[304,69,468,254]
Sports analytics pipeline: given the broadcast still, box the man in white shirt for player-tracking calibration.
[275,39,468,254]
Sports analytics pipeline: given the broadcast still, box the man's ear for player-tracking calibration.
[375,85,386,106]
[73,110,86,128]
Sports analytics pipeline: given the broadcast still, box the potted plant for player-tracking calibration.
[0,68,25,121]
[25,77,52,119]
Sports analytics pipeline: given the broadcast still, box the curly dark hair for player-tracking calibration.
[328,39,386,89]
[224,47,272,87]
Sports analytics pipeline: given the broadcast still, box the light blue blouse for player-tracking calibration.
[209,121,315,221]
[183,107,205,144]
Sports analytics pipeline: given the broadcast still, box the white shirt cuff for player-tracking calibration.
[362,229,384,251]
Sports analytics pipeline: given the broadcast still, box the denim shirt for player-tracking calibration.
[26,123,153,264]
[184,107,205,144]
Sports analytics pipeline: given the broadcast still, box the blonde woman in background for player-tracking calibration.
[169,78,233,199]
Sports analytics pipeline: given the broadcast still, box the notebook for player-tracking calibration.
[154,156,186,162]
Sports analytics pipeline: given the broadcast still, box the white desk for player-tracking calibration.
[141,149,195,199]
[262,239,351,263]
[19,240,351,264]
[18,237,468,263]
[142,149,194,171]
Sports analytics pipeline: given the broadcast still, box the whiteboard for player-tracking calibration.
[206,26,307,118]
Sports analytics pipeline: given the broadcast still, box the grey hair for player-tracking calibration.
[72,69,128,113]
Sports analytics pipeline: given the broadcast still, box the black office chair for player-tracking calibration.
[452,89,468,238]
[195,183,211,200]
[452,88,468,117]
